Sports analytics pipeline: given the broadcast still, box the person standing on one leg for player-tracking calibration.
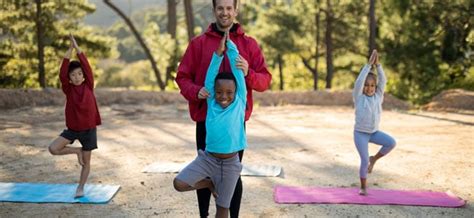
[174,32,248,218]
[352,50,396,196]
[48,33,101,198]
[175,0,272,217]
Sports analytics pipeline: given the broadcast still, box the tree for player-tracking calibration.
[290,0,367,90]
[35,0,46,88]
[184,0,195,41]
[0,1,111,88]
[255,3,302,90]
[368,0,377,54]
[300,0,322,90]
[313,0,322,90]
[381,0,473,103]
[104,0,165,90]
[166,0,179,87]
[324,0,334,89]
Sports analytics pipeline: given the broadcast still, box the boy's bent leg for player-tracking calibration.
[76,150,91,198]
[173,178,192,191]
[49,136,84,166]
[176,149,214,217]
[174,178,215,194]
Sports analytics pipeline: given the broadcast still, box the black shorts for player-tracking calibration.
[60,128,98,151]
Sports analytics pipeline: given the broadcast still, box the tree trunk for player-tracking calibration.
[278,54,284,91]
[167,0,177,38]
[314,0,321,90]
[301,56,316,90]
[368,0,376,56]
[165,0,178,88]
[184,0,195,41]
[104,0,165,90]
[35,0,45,88]
[325,0,334,89]
[236,1,243,24]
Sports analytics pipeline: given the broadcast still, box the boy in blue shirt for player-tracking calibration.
[173,32,246,218]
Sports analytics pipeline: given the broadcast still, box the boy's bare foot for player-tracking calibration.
[359,188,367,196]
[368,156,375,173]
[75,187,84,198]
[77,151,84,166]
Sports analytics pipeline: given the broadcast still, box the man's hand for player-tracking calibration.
[198,87,210,99]
[216,31,228,56]
[236,55,249,76]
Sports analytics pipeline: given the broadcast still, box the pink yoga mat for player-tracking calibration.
[274,186,465,208]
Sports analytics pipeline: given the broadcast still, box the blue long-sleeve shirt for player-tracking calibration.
[204,39,248,154]
[352,64,387,133]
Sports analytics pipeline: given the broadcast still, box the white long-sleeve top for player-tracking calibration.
[352,64,386,133]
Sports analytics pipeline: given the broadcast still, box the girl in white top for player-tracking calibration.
[353,50,396,195]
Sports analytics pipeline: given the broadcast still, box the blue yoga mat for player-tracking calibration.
[0,182,120,204]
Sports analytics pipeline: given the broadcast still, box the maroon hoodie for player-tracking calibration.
[176,23,272,122]
[59,52,101,131]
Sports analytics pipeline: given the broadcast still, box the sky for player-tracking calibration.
[84,0,164,27]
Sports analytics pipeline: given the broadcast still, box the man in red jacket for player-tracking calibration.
[175,0,271,217]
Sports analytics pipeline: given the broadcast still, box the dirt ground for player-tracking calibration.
[0,100,473,217]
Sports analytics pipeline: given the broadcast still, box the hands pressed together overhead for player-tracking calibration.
[65,33,81,59]
[216,31,249,76]
[69,33,80,52]
[369,49,379,66]
[216,31,228,57]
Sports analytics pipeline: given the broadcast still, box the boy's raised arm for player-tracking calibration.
[204,54,224,99]
[204,33,227,99]
[226,39,247,100]
[77,52,94,89]
[59,44,73,93]
[70,33,94,89]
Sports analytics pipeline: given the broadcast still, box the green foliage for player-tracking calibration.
[0,0,113,88]
[104,5,188,89]
[246,0,369,90]
[98,60,156,88]
[381,0,473,104]
[1,0,472,105]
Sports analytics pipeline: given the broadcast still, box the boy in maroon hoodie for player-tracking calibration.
[48,34,101,198]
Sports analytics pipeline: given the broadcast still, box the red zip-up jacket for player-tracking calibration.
[176,23,272,122]
[59,52,101,131]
